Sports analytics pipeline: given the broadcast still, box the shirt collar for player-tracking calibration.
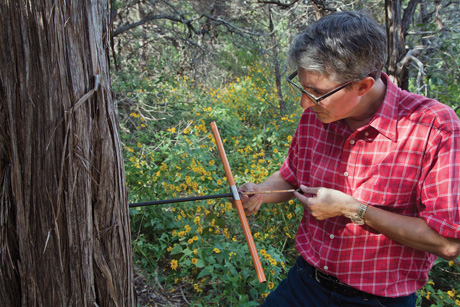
[327,72,400,142]
[367,72,399,142]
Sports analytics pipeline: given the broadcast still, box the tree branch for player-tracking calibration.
[402,0,421,34]
[113,14,182,36]
[256,0,301,9]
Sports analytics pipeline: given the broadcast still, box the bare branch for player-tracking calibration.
[114,14,182,36]
[201,14,263,36]
[256,0,301,9]
[402,0,422,34]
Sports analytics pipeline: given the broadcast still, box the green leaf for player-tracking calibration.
[197,267,213,279]
[195,258,206,268]
[170,244,183,255]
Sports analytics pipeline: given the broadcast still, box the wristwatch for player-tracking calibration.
[351,203,368,225]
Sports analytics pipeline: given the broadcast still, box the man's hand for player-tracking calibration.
[238,182,263,216]
[236,172,296,216]
[294,185,361,220]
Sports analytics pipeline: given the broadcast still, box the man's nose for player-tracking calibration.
[300,94,316,109]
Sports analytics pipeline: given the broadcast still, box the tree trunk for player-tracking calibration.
[0,0,135,306]
[269,6,286,115]
[385,0,421,90]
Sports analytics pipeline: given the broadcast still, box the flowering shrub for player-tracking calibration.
[418,258,460,307]
[119,59,304,304]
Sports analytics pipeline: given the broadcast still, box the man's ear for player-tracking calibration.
[356,76,375,96]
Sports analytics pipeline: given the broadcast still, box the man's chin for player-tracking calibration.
[314,112,331,123]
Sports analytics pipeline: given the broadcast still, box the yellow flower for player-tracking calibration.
[213,248,221,254]
[191,258,198,265]
[194,283,202,292]
[268,282,274,290]
[260,249,267,256]
[455,299,460,306]
[171,259,178,270]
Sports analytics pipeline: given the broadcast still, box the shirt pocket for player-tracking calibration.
[355,171,419,214]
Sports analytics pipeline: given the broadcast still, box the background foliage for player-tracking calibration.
[111,0,460,305]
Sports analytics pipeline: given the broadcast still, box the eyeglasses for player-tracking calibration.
[286,71,354,106]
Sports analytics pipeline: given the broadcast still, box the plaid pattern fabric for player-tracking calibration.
[279,73,460,297]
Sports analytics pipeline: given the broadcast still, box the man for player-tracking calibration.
[239,11,460,306]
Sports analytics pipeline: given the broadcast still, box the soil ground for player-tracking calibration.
[134,269,189,306]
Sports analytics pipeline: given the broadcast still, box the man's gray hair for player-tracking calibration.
[288,11,387,83]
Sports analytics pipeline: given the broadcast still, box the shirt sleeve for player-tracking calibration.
[419,115,460,239]
[279,125,300,188]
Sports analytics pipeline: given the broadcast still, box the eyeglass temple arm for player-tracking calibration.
[287,70,298,81]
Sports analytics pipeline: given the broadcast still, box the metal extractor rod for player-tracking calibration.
[128,189,299,208]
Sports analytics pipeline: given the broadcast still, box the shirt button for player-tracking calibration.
[324,265,329,270]
[350,139,355,145]
[344,171,349,177]
[330,234,335,239]
[364,131,369,136]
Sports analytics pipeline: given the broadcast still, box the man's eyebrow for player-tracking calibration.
[303,84,328,93]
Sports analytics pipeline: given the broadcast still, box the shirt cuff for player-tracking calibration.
[421,213,460,239]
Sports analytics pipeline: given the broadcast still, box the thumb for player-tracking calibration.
[299,185,320,196]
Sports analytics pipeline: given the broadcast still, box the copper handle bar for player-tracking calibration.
[210,121,267,283]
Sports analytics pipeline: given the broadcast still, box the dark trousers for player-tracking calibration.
[262,256,417,307]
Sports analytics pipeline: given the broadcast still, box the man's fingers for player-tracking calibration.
[299,185,321,195]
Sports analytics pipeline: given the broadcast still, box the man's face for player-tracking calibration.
[297,67,361,124]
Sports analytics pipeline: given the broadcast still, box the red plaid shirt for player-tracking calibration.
[279,73,460,297]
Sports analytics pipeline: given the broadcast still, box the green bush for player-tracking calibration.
[119,58,305,304]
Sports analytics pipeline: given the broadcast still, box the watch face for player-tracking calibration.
[351,216,364,225]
